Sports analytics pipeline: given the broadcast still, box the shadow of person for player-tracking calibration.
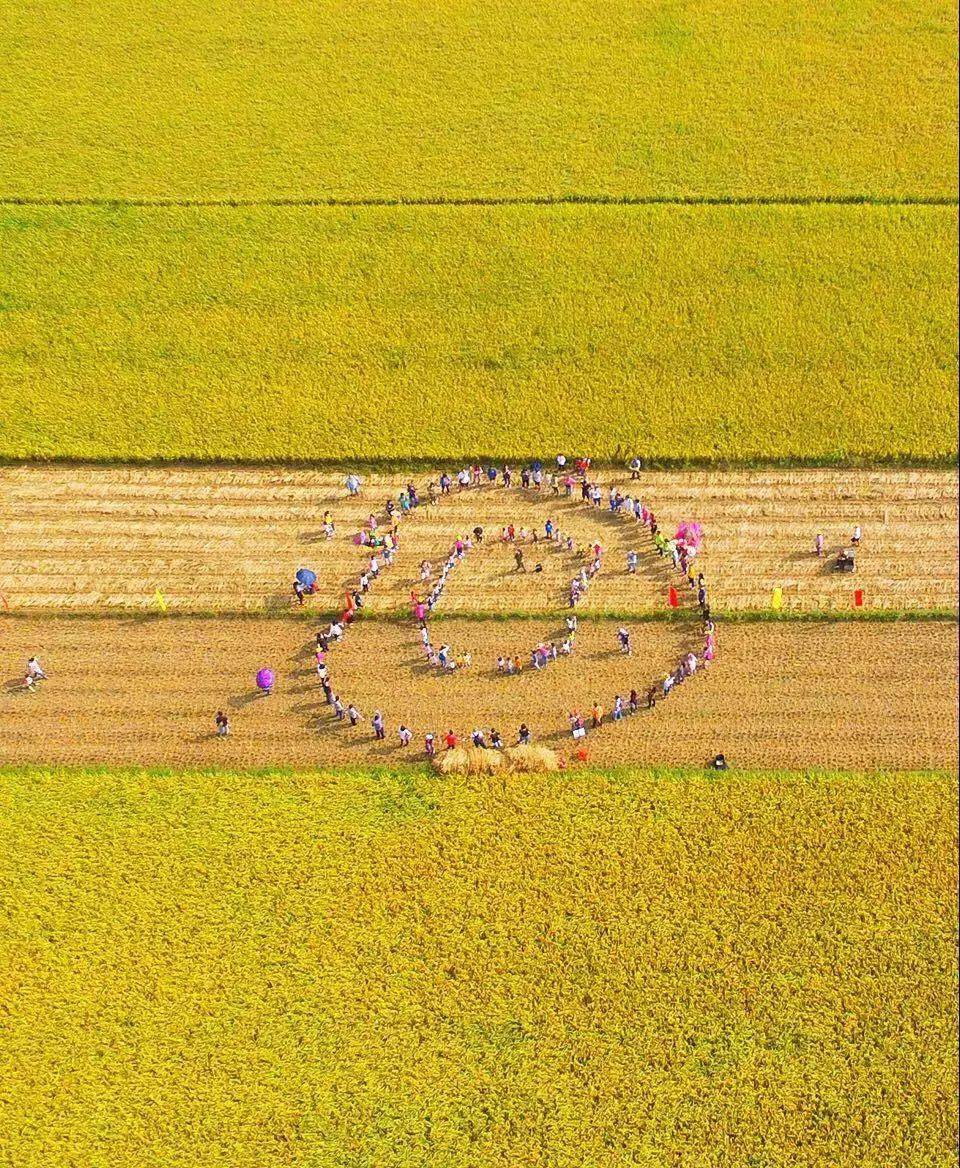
[229,690,266,709]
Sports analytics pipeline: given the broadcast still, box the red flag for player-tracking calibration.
[668,586,679,608]
[854,589,864,607]
[345,591,355,612]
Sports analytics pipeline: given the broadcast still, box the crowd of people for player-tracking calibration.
[262,456,717,758]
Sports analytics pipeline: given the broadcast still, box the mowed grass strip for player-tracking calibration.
[0,0,956,200]
[1,203,956,463]
[0,766,955,1167]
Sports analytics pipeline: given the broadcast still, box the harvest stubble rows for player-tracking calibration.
[1,617,955,771]
[2,466,956,613]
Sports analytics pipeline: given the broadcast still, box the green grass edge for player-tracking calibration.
[2,608,956,623]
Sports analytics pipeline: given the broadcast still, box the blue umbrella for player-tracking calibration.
[295,567,317,589]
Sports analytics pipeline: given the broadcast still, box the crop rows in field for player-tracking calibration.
[1,203,956,464]
[2,466,956,613]
[1,616,955,771]
[0,765,955,1167]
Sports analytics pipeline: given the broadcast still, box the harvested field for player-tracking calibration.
[1,617,955,771]
[1,465,956,613]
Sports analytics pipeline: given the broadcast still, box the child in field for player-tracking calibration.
[425,733,436,757]
[332,695,345,720]
[399,725,413,747]
[814,533,824,557]
[517,724,531,745]
[215,710,230,737]
[348,704,363,727]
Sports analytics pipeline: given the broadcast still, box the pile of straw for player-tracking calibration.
[433,744,560,775]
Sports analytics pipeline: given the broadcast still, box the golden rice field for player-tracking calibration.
[1,203,956,463]
[0,766,955,1167]
[1,0,955,200]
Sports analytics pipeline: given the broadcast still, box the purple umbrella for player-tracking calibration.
[256,668,275,692]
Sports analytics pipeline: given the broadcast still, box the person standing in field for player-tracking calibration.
[398,725,413,747]
[630,456,642,480]
[345,473,362,496]
[332,695,345,721]
[852,525,863,547]
[445,730,458,750]
[814,533,825,557]
[591,702,603,728]
[515,548,526,572]
[425,732,436,758]
[517,723,531,745]
[215,710,230,737]
[372,711,385,740]
[348,704,363,727]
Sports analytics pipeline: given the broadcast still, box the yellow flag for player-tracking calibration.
[153,588,168,612]
[771,586,783,611]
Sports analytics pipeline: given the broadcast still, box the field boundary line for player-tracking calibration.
[0,609,955,623]
[1,194,957,210]
[0,762,953,782]
[2,455,957,472]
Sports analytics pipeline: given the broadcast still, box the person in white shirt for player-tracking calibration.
[24,656,47,691]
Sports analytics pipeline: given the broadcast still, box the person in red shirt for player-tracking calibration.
[445,730,458,750]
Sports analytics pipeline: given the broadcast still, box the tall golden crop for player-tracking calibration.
[0,203,956,463]
[1,0,955,199]
[0,765,955,1166]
